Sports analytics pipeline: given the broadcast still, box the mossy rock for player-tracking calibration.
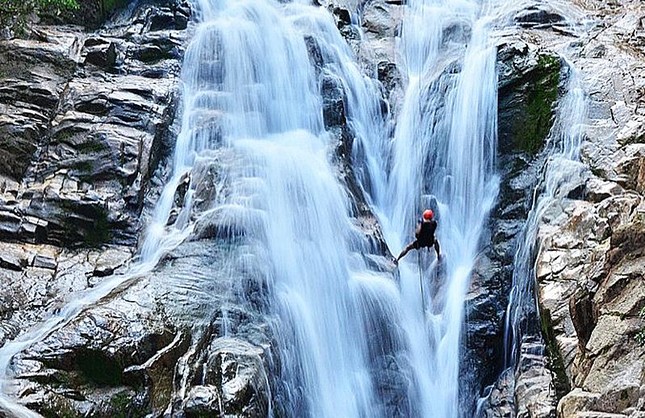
[498,49,562,157]
[107,390,149,418]
[540,305,571,401]
[513,54,561,154]
[40,395,82,418]
[39,0,129,29]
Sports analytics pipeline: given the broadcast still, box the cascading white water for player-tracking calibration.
[360,0,500,416]
[503,63,587,372]
[0,1,397,416]
[1,0,577,417]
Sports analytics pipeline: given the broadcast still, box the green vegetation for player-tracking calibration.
[514,54,561,155]
[108,390,150,418]
[109,392,130,414]
[76,349,123,386]
[0,0,130,35]
[0,0,79,35]
[42,395,80,418]
[540,305,571,401]
[635,306,645,345]
[99,0,126,15]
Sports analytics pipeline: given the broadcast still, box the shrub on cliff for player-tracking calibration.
[0,0,79,36]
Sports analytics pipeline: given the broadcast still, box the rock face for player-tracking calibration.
[462,38,563,415]
[484,0,645,417]
[0,0,194,415]
[0,1,186,249]
[8,239,273,417]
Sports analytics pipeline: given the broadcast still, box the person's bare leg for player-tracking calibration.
[395,242,416,264]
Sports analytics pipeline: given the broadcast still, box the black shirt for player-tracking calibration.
[416,220,437,247]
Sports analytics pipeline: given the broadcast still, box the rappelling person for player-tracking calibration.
[393,209,441,265]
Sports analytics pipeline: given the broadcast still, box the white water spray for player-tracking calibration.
[1,0,579,417]
[361,0,500,416]
[503,62,587,372]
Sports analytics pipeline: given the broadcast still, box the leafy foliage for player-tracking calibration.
[0,0,79,35]
[636,306,645,346]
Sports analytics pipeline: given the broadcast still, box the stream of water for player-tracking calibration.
[365,1,500,416]
[501,61,587,404]
[0,0,587,417]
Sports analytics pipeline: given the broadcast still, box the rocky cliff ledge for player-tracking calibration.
[480,0,645,416]
[531,0,645,416]
[0,0,189,414]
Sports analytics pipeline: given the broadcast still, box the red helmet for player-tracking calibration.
[422,209,434,220]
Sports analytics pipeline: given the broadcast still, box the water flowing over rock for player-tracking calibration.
[0,0,189,415]
[2,0,645,417]
[485,0,645,416]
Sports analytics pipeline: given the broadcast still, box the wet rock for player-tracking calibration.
[0,0,188,415]
[5,1,645,418]
[478,368,515,418]
[149,10,180,32]
[0,243,137,351]
[321,72,347,128]
[11,294,179,416]
[32,254,56,270]
[466,57,558,410]
[0,0,186,249]
[514,338,558,418]
[0,247,28,271]
[92,247,132,278]
[0,38,74,180]
[454,37,539,411]
[184,385,221,417]
[585,178,624,203]
[357,1,404,107]
[463,253,508,408]
[200,338,270,416]
[514,6,565,27]
[8,235,275,417]
[83,39,117,69]
[497,40,561,156]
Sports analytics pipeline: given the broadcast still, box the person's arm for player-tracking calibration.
[414,221,422,237]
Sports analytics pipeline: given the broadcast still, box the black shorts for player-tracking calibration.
[413,239,434,249]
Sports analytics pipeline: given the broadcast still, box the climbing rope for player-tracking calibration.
[418,250,425,313]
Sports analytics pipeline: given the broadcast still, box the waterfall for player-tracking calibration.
[0,0,574,417]
[363,0,500,416]
[502,62,587,380]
